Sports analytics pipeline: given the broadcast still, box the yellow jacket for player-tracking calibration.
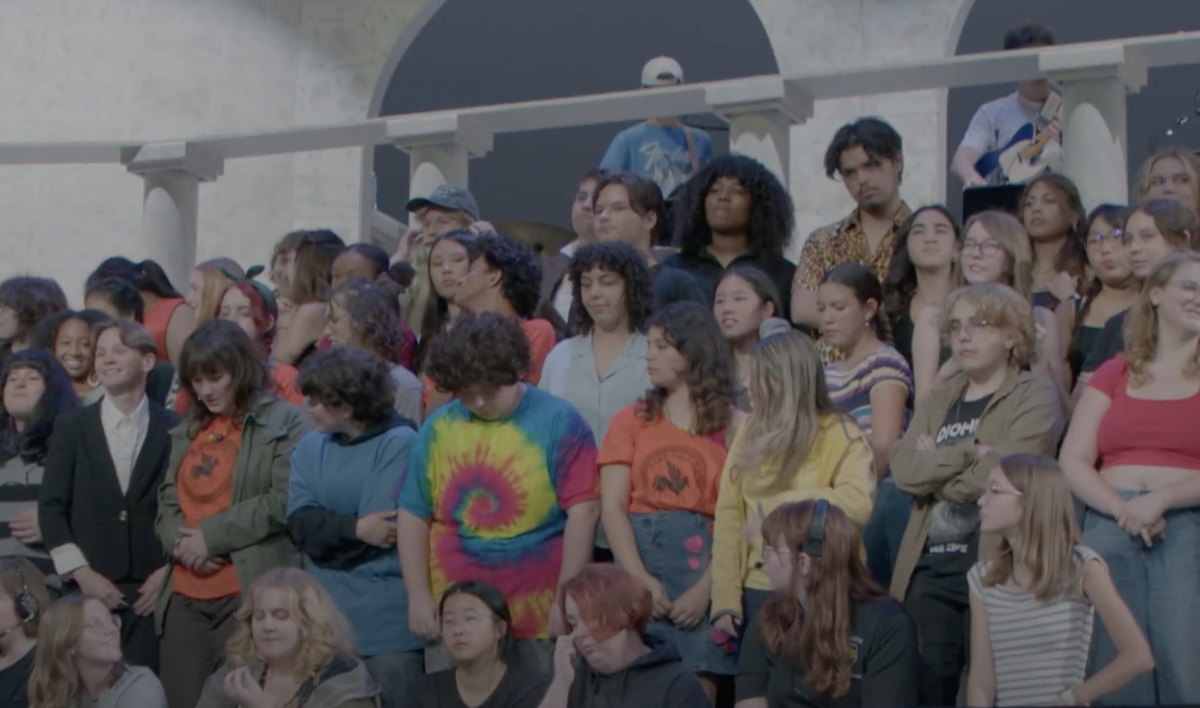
[710,414,875,619]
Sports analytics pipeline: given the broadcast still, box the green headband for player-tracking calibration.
[222,265,277,315]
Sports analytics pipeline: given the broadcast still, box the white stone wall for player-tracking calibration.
[0,0,971,302]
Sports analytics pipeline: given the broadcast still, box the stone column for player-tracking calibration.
[124,142,224,293]
[388,115,493,205]
[1041,45,1147,210]
[706,79,813,187]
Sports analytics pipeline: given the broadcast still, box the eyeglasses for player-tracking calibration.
[947,317,994,337]
[82,614,121,633]
[982,484,1023,499]
[961,238,1002,257]
[1087,229,1124,247]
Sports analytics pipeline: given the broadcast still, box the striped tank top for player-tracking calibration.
[967,545,1102,706]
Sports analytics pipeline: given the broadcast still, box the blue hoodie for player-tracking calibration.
[287,414,422,656]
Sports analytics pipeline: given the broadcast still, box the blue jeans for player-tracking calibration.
[1084,492,1200,706]
[364,651,424,707]
[862,476,913,589]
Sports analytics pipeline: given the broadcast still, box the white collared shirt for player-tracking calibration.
[100,394,150,495]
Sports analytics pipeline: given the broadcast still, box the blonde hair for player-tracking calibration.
[728,331,845,492]
[1136,147,1200,215]
[28,595,121,708]
[0,557,48,640]
[193,258,244,323]
[225,568,358,680]
[940,283,1036,368]
[983,455,1083,601]
[961,211,1035,301]
[1123,251,1200,386]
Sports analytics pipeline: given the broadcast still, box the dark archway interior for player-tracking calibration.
[373,0,778,232]
[949,0,1200,216]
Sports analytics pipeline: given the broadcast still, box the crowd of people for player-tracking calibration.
[0,18,1194,708]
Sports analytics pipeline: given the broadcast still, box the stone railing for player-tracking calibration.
[1,31,1197,289]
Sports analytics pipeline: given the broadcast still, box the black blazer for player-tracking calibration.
[39,399,181,583]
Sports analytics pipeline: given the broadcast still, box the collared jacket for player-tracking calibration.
[196,656,380,708]
[888,368,1063,598]
[154,396,310,632]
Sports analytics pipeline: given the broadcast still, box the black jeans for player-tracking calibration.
[904,538,977,708]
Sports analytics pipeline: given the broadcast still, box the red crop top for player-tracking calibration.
[1090,356,1200,471]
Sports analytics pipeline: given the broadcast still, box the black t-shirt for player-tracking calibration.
[0,647,34,708]
[1081,309,1127,374]
[735,597,921,708]
[415,666,549,708]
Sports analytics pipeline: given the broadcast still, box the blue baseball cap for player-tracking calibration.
[405,184,480,220]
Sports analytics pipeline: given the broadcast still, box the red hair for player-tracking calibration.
[759,501,892,698]
[560,564,652,641]
[223,280,278,355]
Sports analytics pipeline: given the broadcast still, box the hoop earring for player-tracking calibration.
[86,373,100,388]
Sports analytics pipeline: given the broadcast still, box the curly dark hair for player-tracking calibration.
[640,302,735,436]
[330,277,403,363]
[671,154,794,259]
[0,349,79,466]
[464,234,543,319]
[424,312,531,394]
[0,277,69,346]
[85,278,144,321]
[568,242,653,335]
[298,346,396,426]
[178,319,270,427]
[883,205,961,331]
[823,117,904,182]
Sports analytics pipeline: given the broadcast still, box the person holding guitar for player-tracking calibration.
[953,23,1064,188]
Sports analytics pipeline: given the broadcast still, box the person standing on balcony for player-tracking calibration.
[600,57,713,200]
[952,23,1063,188]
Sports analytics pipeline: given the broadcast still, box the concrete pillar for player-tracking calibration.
[387,115,493,209]
[1041,45,1147,211]
[706,79,813,188]
[124,142,223,293]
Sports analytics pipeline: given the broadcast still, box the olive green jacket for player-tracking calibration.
[154,396,310,633]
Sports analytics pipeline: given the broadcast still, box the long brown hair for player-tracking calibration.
[1123,251,1200,386]
[640,302,735,436]
[28,595,124,708]
[1020,174,1088,298]
[758,501,892,698]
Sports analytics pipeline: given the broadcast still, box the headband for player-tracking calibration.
[221,265,277,315]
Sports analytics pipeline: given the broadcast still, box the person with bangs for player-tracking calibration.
[325,277,423,425]
[0,277,68,371]
[711,330,875,640]
[216,269,303,407]
[819,262,913,588]
[30,310,109,405]
[1020,174,1088,312]
[85,257,196,367]
[186,259,244,326]
[735,500,920,708]
[539,563,709,708]
[968,454,1153,707]
[330,243,418,371]
[398,313,599,675]
[416,230,475,373]
[598,302,739,701]
[1076,198,1197,385]
[195,568,381,708]
[1061,252,1200,706]
[1067,205,1138,387]
[882,205,961,369]
[40,319,177,671]
[272,230,345,368]
[83,279,179,409]
[666,154,797,321]
[714,267,781,410]
[912,210,1066,403]
[890,283,1064,707]
[1136,147,1200,219]
[0,351,78,579]
[154,319,309,708]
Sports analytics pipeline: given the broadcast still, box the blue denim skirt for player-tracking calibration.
[630,510,736,676]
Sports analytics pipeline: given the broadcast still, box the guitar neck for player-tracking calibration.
[1021,129,1053,161]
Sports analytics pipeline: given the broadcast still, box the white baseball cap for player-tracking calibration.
[641,57,684,87]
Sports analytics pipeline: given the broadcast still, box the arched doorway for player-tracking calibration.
[946,0,1200,210]
[370,0,778,242]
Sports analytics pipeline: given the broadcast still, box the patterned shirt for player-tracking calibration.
[399,385,598,641]
[825,345,913,440]
[795,203,913,363]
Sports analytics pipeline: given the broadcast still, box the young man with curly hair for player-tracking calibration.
[663,154,798,321]
[398,313,600,675]
[287,346,422,707]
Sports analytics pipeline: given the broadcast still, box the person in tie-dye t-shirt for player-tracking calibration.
[398,312,600,674]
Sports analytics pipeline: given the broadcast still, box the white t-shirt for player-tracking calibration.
[959,92,1044,154]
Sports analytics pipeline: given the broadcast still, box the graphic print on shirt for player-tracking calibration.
[641,445,708,512]
[639,140,692,197]
[929,393,992,550]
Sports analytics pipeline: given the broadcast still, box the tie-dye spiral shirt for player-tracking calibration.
[399,385,598,640]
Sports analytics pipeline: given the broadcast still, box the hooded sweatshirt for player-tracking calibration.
[197,656,380,708]
[568,635,709,708]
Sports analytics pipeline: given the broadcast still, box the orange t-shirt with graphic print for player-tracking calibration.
[173,363,302,414]
[597,404,729,516]
[172,417,243,600]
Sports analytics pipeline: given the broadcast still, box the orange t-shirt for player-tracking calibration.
[172,417,243,600]
[597,404,729,516]
[144,298,185,362]
[422,317,558,407]
[173,362,302,414]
